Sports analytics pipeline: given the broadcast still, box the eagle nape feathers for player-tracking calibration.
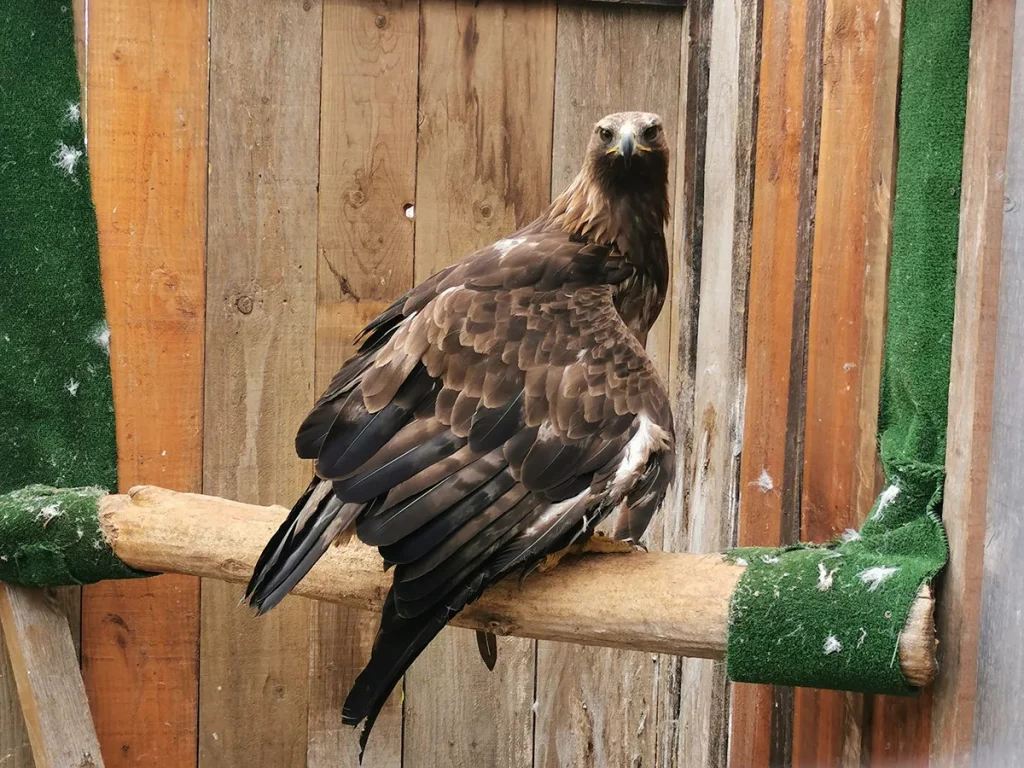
[245,111,676,757]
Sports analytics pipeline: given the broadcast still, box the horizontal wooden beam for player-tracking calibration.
[97,485,935,687]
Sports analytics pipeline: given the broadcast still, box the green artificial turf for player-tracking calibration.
[726,0,969,693]
[0,2,117,497]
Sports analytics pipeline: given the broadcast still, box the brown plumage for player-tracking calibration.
[246,111,676,756]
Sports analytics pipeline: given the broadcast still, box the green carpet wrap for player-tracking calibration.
[726,0,968,693]
[0,2,117,496]
[0,486,148,586]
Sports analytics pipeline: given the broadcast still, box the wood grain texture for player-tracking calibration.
[655,7,698,765]
[972,0,1024,762]
[729,0,823,761]
[793,0,901,762]
[199,2,321,767]
[0,586,103,768]
[929,0,1015,762]
[310,1,420,765]
[0,649,32,768]
[403,4,555,766]
[657,3,708,762]
[81,1,207,765]
[531,5,683,768]
[673,0,759,764]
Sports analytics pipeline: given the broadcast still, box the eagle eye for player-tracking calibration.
[642,124,660,143]
[598,127,614,143]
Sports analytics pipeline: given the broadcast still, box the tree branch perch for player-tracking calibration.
[95,485,934,687]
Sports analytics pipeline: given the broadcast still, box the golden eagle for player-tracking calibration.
[246,111,675,753]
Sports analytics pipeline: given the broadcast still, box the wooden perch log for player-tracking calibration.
[97,486,936,687]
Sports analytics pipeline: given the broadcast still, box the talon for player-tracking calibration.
[581,532,641,555]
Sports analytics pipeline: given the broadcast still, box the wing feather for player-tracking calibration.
[250,224,675,754]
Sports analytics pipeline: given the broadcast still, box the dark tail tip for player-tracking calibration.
[475,629,498,671]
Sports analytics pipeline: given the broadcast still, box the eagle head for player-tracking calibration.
[587,111,669,186]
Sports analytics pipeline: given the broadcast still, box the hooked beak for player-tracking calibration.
[616,133,635,168]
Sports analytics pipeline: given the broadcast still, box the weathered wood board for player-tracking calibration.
[308,2,420,766]
[199,2,322,767]
[0,585,103,768]
[928,0,1015,764]
[403,4,555,766]
[972,0,1024,762]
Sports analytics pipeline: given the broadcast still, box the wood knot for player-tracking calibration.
[349,188,367,207]
[375,14,388,29]
[478,202,493,219]
[235,295,254,315]
[303,0,312,9]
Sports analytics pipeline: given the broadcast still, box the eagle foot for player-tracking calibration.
[537,532,642,573]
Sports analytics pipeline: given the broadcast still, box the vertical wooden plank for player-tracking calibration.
[929,0,1015,762]
[973,3,1024,757]
[729,0,823,761]
[793,0,901,761]
[657,2,709,762]
[0,622,32,768]
[656,6,696,765]
[81,2,208,765]
[0,585,104,768]
[672,0,759,764]
[532,5,683,768]
[199,3,321,767]
[308,1,419,765]
[0,653,31,768]
[403,4,554,766]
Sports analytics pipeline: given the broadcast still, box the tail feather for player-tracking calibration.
[342,578,486,759]
[246,478,361,614]
[475,630,498,671]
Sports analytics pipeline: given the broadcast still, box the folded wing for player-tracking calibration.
[245,229,674,753]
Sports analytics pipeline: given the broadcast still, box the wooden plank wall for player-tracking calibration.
[930,0,1016,763]
[200,3,322,767]
[973,1,1024,763]
[310,3,418,765]
[404,4,554,767]
[3,0,1017,766]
